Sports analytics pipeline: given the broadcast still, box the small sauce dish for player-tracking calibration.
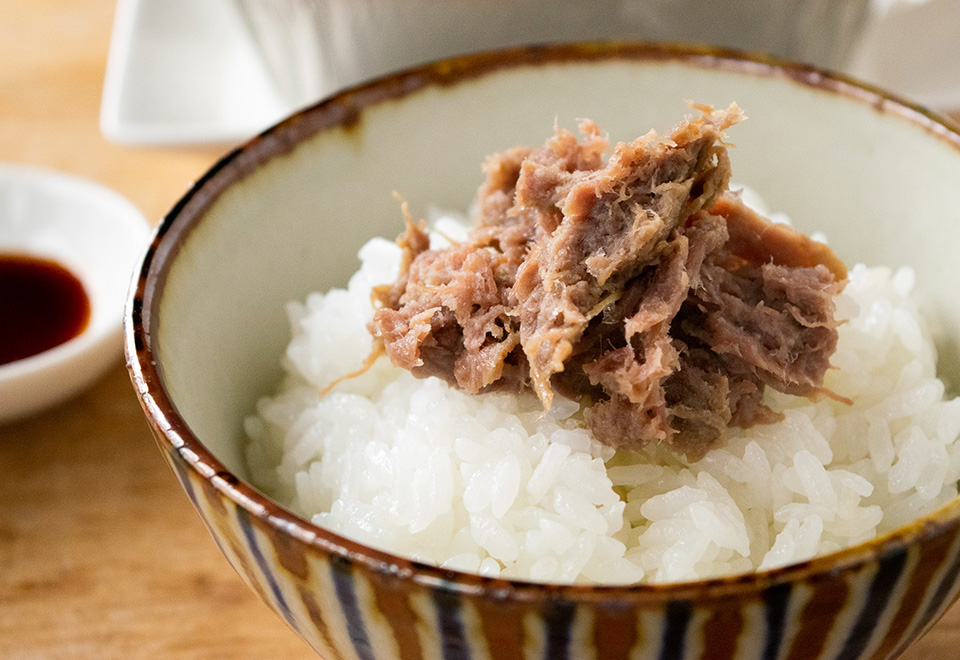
[0,164,149,424]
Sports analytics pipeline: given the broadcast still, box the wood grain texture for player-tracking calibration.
[0,2,957,659]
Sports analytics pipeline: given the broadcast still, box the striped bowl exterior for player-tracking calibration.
[125,43,960,660]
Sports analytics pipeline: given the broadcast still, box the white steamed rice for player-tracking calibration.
[244,197,960,585]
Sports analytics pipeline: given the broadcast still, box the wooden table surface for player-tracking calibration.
[1,2,958,658]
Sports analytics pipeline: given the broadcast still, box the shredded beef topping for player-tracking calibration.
[370,105,846,461]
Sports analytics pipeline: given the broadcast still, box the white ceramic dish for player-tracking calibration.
[99,0,292,145]
[0,164,150,424]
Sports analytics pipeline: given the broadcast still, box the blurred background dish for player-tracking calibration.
[100,0,289,144]
[232,0,873,109]
[0,164,149,424]
[101,0,960,147]
[848,0,960,111]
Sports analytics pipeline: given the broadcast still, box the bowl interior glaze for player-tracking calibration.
[143,45,960,545]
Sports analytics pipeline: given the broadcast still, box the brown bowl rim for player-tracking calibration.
[125,41,960,603]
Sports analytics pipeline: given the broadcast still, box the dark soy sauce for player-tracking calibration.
[0,253,91,366]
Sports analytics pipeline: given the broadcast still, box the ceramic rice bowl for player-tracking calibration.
[126,44,960,660]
